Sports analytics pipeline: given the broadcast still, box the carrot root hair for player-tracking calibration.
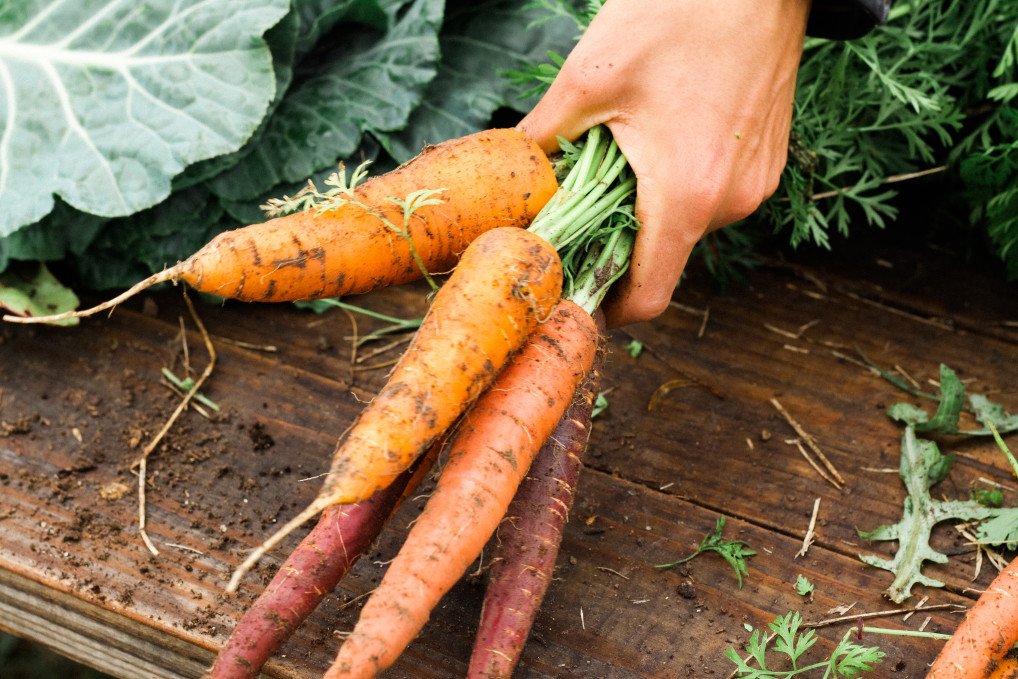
[325,301,598,679]
[467,315,606,679]
[2,264,183,324]
[226,496,333,594]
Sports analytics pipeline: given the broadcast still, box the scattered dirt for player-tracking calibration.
[247,421,275,451]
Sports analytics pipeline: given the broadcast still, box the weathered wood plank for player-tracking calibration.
[0,238,1013,678]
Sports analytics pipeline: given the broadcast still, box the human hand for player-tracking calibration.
[518,0,811,326]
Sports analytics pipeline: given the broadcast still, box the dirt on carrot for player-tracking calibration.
[225,226,563,593]
[4,128,557,324]
[468,314,606,679]
[928,556,1018,678]
[324,300,599,679]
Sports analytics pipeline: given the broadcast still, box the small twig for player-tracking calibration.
[902,595,928,622]
[341,306,359,388]
[764,319,820,341]
[355,335,413,363]
[669,302,709,338]
[160,368,219,413]
[352,357,401,373]
[580,607,586,630]
[771,398,845,486]
[805,603,965,629]
[597,566,630,580]
[765,323,800,340]
[796,498,821,559]
[786,438,840,489]
[178,316,190,375]
[164,542,206,556]
[136,292,216,557]
[217,336,278,352]
[781,165,948,202]
[829,349,878,372]
[977,476,1012,490]
[894,364,922,391]
[159,378,211,419]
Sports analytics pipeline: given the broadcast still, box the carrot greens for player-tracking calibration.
[655,516,756,589]
[528,124,638,314]
[726,611,884,678]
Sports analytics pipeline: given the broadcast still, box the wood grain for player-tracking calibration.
[0,232,1015,678]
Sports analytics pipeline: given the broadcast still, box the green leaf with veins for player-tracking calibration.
[0,0,289,234]
[174,0,389,191]
[881,362,1018,437]
[886,364,966,434]
[857,426,1003,602]
[0,200,106,272]
[376,0,580,162]
[967,394,1018,436]
[208,0,444,201]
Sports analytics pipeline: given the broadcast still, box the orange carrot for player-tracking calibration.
[929,557,1018,678]
[324,300,598,679]
[4,128,557,324]
[225,226,563,593]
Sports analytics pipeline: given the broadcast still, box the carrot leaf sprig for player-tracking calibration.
[725,611,884,678]
[261,162,446,292]
[655,516,756,589]
[529,125,638,313]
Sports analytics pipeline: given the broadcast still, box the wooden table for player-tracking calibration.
[1,230,1015,678]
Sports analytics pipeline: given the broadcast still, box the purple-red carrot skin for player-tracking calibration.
[208,462,423,679]
[467,315,607,679]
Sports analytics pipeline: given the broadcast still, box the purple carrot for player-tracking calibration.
[467,324,607,679]
[208,447,437,679]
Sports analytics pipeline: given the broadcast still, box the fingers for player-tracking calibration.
[600,122,706,327]
[516,79,607,155]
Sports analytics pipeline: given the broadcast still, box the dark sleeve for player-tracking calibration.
[807,0,892,40]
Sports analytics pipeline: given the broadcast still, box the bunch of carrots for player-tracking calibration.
[8,125,637,677]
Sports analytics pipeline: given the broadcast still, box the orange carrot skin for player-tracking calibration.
[928,557,1018,678]
[180,129,557,302]
[324,301,598,679]
[207,442,440,679]
[467,316,606,679]
[317,227,563,506]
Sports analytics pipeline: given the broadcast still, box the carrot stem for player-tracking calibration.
[526,125,638,304]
